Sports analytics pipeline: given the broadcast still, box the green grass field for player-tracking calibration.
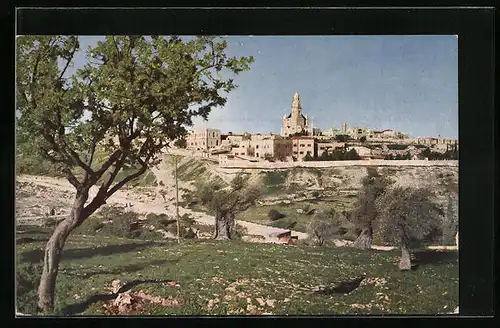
[16,226,458,316]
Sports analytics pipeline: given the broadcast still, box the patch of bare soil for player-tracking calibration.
[103,290,184,315]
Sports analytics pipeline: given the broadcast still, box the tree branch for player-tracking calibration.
[58,42,78,81]
[105,163,147,200]
[61,167,82,190]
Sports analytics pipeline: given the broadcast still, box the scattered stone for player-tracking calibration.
[265,299,276,308]
[256,298,266,306]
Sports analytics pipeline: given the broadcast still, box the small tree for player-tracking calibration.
[374,187,442,270]
[303,151,314,161]
[335,134,350,142]
[198,174,260,240]
[16,35,253,312]
[351,168,391,250]
[359,136,367,142]
[263,153,274,162]
[307,209,346,246]
[441,193,458,245]
[345,148,359,160]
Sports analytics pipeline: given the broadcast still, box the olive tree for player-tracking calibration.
[374,187,441,270]
[351,167,391,250]
[307,208,348,246]
[198,174,260,240]
[15,35,254,312]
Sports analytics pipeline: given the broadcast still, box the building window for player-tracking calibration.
[307,144,311,147]
[256,145,259,149]
[299,151,304,155]
[300,144,304,147]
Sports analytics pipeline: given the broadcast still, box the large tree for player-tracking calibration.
[15,35,254,312]
[351,168,391,250]
[198,174,260,240]
[374,186,442,270]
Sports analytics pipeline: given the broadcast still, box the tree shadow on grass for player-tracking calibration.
[413,250,458,265]
[62,257,185,279]
[16,236,49,245]
[59,278,178,315]
[20,241,172,263]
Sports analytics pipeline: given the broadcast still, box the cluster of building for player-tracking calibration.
[184,92,458,162]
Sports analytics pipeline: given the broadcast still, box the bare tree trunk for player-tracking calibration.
[212,211,220,239]
[398,243,412,271]
[37,192,89,313]
[214,213,233,240]
[353,226,373,250]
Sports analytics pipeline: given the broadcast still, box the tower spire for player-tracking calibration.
[291,92,302,116]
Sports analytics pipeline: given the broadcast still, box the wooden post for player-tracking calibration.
[175,156,180,244]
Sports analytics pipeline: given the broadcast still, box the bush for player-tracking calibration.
[271,219,293,230]
[268,209,286,221]
[75,218,105,235]
[307,217,336,246]
[232,223,248,240]
[16,263,43,314]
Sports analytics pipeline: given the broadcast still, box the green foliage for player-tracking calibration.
[374,187,442,247]
[262,171,287,188]
[334,135,350,142]
[263,153,275,162]
[268,209,286,221]
[384,152,412,160]
[16,263,43,314]
[420,147,458,160]
[16,34,254,206]
[198,174,261,218]
[174,138,187,149]
[313,148,359,161]
[303,151,314,161]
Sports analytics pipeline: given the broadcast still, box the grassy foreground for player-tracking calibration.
[16,226,458,316]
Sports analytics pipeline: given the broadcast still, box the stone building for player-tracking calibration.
[281,92,310,137]
[291,136,315,160]
[186,128,221,151]
[231,134,292,160]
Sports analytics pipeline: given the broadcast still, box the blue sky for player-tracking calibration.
[72,35,458,138]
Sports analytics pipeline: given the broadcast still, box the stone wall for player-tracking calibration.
[219,158,458,169]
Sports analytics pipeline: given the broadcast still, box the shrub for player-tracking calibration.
[232,223,248,240]
[307,217,336,246]
[271,219,293,230]
[16,263,43,314]
[74,217,105,235]
[159,180,165,186]
[90,205,141,239]
[268,209,286,221]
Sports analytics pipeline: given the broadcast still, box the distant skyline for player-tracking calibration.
[70,35,458,139]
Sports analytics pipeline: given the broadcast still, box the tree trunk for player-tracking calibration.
[353,226,373,250]
[398,243,412,271]
[214,212,234,240]
[37,192,89,313]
